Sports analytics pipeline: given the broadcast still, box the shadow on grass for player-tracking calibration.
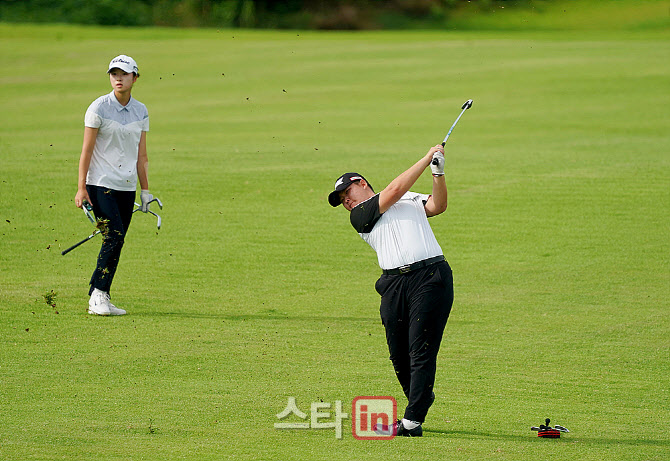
[423,428,670,447]
[133,311,379,323]
[424,428,534,442]
[130,310,476,327]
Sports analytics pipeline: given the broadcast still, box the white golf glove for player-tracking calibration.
[140,190,154,212]
[430,152,445,176]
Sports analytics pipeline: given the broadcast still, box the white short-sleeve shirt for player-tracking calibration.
[350,192,444,270]
[84,91,149,191]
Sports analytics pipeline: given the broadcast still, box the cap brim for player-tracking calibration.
[328,190,342,207]
[108,66,134,73]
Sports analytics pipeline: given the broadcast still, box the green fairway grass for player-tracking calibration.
[446,0,670,31]
[1,9,669,461]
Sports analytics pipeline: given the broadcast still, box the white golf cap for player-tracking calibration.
[108,55,139,75]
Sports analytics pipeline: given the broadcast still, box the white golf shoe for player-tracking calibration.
[88,289,126,316]
[88,288,111,316]
[106,295,126,316]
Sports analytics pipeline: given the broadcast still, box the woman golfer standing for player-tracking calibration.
[74,55,155,316]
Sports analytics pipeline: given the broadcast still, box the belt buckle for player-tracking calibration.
[398,264,411,274]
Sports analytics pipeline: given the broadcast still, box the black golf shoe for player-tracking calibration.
[396,420,423,437]
[373,419,423,437]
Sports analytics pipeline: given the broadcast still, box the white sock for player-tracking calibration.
[402,418,421,429]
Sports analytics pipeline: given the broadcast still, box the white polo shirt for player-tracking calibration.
[350,192,443,270]
[84,91,149,191]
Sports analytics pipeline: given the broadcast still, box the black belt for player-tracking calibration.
[382,255,445,275]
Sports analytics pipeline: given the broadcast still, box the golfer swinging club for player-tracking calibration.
[74,55,156,316]
[328,145,453,437]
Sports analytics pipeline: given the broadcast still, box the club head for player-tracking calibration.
[149,197,163,210]
[147,210,162,229]
[462,99,473,110]
[132,203,162,229]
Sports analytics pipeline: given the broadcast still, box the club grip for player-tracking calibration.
[61,242,82,256]
[431,142,446,165]
[61,231,99,255]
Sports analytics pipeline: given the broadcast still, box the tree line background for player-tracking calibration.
[0,0,540,29]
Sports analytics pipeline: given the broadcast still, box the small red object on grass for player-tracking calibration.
[531,418,569,438]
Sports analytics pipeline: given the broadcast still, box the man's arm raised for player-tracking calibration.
[424,150,447,217]
[378,145,444,214]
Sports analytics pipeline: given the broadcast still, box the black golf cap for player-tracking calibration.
[328,172,370,207]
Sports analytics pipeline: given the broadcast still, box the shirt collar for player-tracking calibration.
[109,91,132,112]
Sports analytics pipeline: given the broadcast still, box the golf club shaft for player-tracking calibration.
[441,106,469,146]
[61,230,100,255]
[432,99,473,165]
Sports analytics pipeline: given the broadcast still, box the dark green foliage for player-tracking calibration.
[0,0,152,25]
[0,0,527,29]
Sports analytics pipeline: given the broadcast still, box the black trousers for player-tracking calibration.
[86,185,135,295]
[375,260,453,423]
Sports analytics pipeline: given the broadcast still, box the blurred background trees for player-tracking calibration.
[0,0,539,29]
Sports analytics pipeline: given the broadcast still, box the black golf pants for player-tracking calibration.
[86,185,135,295]
[375,260,454,424]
